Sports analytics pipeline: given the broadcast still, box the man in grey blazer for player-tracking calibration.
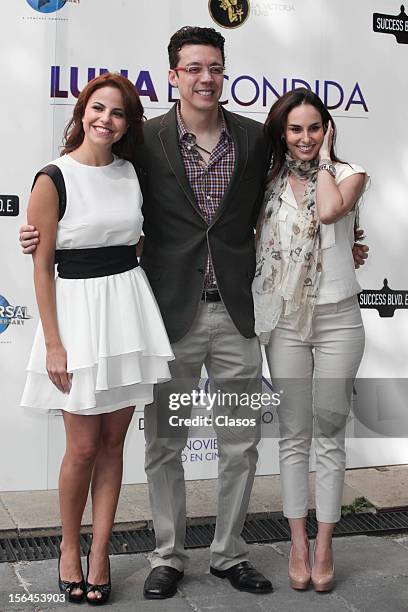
[135,27,273,598]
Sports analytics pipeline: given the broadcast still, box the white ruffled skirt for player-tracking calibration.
[21,267,174,414]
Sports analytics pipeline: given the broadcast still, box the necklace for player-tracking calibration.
[184,132,214,156]
[194,142,212,155]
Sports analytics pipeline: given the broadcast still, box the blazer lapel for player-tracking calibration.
[209,110,248,226]
[158,106,205,219]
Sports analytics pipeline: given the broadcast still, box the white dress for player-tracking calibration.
[21,154,174,415]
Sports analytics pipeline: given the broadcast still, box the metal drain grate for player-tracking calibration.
[1,510,408,563]
[185,523,215,548]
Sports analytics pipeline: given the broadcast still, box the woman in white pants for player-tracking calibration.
[253,88,367,592]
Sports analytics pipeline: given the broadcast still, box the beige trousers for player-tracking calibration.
[266,295,365,523]
[144,302,262,571]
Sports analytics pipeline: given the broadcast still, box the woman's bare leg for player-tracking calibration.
[59,412,102,596]
[86,406,135,600]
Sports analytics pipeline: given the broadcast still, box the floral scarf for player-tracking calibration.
[252,153,322,344]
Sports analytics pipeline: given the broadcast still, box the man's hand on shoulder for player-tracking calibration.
[19,224,39,254]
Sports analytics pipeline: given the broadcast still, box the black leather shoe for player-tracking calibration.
[210,561,273,594]
[143,566,184,599]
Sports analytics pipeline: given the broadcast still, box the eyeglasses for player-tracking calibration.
[174,64,225,76]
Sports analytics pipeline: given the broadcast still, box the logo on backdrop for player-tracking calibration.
[0,195,19,217]
[26,0,66,12]
[51,66,368,113]
[359,279,408,317]
[373,4,408,44]
[0,295,31,335]
[209,0,250,28]
[252,2,295,17]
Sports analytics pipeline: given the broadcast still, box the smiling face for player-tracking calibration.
[81,86,128,149]
[284,103,325,161]
[168,44,224,115]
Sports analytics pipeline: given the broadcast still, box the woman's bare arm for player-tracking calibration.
[28,175,71,393]
[315,123,366,224]
[316,169,365,225]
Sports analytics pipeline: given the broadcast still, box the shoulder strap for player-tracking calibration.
[32,164,66,220]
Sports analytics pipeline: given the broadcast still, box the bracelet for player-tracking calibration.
[318,162,336,178]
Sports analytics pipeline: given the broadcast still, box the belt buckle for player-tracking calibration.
[204,288,218,302]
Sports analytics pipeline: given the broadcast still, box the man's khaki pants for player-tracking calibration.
[144,301,262,571]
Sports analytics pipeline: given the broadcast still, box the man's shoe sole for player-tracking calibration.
[143,589,177,600]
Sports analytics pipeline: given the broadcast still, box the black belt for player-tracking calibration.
[56,245,138,279]
[201,289,221,302]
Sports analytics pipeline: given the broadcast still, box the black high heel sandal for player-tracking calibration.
[58,551,85,604]
[85,550,111,606]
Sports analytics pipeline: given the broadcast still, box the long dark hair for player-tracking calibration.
[62,73,144,164]
[265,88,343,180]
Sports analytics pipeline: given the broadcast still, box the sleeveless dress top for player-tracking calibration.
[21,154,174,415]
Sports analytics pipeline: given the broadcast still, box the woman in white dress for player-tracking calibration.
[21,73,173,604]
[253,88,368,593]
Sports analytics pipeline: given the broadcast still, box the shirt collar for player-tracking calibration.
[281,180,299,209]
[176,102,231,144]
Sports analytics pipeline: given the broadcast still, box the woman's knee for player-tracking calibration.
[66,440,100,467]
[100,430,127,456]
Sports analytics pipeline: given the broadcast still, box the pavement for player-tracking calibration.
[1,536,408,611]
[1,466,408,611]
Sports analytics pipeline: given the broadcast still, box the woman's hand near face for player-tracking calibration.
[319,122,333,161]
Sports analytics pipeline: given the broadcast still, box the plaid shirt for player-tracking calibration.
[176,104,236,288]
